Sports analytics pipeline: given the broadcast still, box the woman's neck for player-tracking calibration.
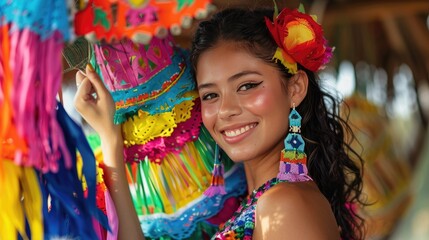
[243,143,283,193]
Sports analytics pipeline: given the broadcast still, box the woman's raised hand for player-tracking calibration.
[73,64,119,138]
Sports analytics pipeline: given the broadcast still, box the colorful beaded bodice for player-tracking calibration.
[212,178,285,240]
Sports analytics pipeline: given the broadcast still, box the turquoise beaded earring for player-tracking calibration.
[278,104,312,181]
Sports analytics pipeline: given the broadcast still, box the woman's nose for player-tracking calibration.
[218,95,242,119]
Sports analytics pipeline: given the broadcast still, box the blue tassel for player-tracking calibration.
[37,103,109,239]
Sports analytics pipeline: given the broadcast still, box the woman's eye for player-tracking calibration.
[202,93,218,101]
[238,82,262,91]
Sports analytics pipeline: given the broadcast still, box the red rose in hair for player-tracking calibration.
[265,8,333,74]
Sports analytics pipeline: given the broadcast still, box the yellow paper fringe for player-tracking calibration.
[0,160,43,240]
[122,93,197,147]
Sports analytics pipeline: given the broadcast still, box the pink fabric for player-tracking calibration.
[126,5,158,26]
[8,28,70,172]
[206,197,241,225]
[105,190,119,240]
[10,28,31,165]
[92,217,105,240]
[89,187,118,240]
[94,34,175,91]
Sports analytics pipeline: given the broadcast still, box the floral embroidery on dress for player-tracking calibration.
[212,178,285,240]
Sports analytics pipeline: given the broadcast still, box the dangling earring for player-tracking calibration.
[278,104,312,182]
[204,144,226,197]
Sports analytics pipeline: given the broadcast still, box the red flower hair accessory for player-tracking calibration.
[265,6,333,74]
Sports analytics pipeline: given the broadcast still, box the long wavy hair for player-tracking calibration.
[191,8,366,240]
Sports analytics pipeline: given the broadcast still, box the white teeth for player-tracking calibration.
[224,124,255,137]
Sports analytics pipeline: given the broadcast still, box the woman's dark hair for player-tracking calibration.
[191,8,366,240]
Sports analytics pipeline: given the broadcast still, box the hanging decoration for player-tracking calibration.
[87,34,247,239]
[74,0,213,43]
[0,0,108,238]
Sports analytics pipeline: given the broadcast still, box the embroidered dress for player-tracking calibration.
[213,177,309,240]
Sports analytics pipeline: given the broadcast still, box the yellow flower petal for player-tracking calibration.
[284,19,315,49]
[272,48,298,74]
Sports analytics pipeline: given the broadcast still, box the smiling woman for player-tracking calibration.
[196,41,291,163]
[191,6,366,240]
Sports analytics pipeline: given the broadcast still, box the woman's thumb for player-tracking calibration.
[85,63,108,97]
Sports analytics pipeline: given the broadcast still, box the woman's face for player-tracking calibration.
[196,41,291,163]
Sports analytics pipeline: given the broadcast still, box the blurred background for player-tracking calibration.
[62,0,429,239]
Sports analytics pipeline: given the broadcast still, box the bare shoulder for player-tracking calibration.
[253,181,340,240]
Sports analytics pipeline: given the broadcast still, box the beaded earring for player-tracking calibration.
[204,144,226,197]
[278,104,312,181]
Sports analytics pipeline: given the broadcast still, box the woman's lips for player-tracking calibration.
[221,123,258,143]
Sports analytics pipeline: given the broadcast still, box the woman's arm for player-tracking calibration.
[74,64,145,240]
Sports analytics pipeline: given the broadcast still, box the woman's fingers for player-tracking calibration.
[76,70,86,87]
[74,78,95,112]
[73,63,117,136]
[84,63,109,98]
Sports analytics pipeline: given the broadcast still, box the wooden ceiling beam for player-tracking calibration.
[323,1,429,25]
[403,15,429,60]
[381,16,407,55]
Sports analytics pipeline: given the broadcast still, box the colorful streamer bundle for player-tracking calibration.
[0,0,71,173]
[0,0,108,238]
[1,0,244,239]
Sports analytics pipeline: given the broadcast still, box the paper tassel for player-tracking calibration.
[204,145,226,197]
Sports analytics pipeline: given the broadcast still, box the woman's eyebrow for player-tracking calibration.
[227,70,262,82]
[197,70,262,90]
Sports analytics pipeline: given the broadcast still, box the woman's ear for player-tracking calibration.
[287,70,308,107]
